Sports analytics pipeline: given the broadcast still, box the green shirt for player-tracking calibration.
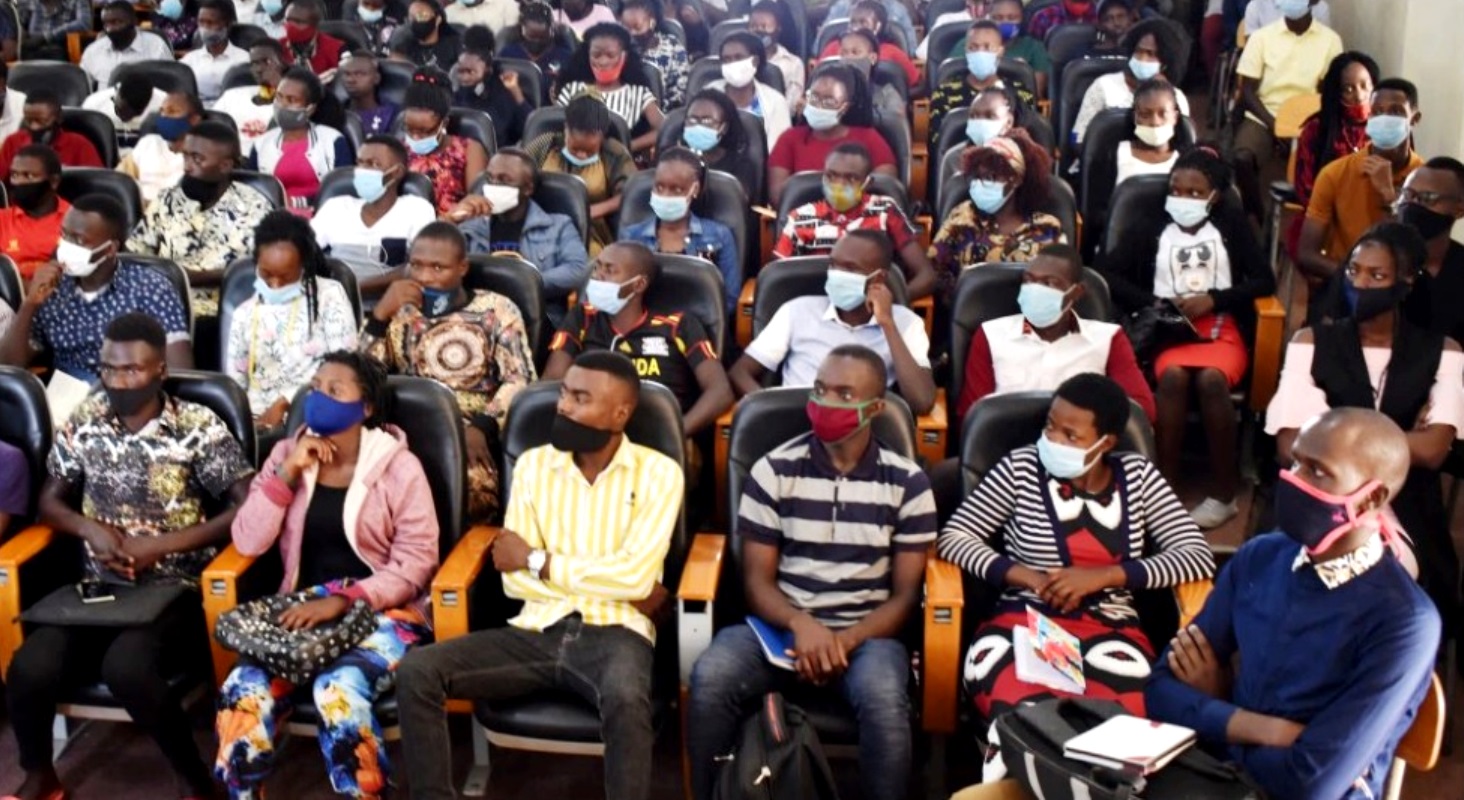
[946,34,1052,72]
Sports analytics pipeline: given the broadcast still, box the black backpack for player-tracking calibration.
[713,692,842,800]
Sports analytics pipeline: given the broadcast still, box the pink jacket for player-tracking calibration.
[231,425,441,620]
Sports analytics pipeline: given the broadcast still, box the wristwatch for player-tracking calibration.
[526,549,547,576]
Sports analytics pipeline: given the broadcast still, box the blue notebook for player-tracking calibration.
[745,616,796,671]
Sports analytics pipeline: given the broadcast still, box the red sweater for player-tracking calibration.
[0,130,102,181]
[281,32,346,77]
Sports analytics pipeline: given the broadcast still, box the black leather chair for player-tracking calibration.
[465,171,591,248]
[812,16,911,55]
[9,61,90,107]
[216,256,365,375]
[1079,107,1196,259]
[642,64,665,110]
[521,105,632,148]
[319,20,372,53]
[232,169,286,209]
[465,253,548,370]
[706,18,749,57]
[325,58,413,108]
[315,165,436,207]
[228,22,271,49]
[0,366,51,535]
[870,108,912,188]
[923,18,968,66]
[1044,23,1098,92]
[871,60,909,103]
[936,170,1080,252]
[220,62,258,93]
[1056,56,1126,172]
[751,255,909,341]
[127,255,195,336]
[0,254,20,312]
[60,109,118,169]
[389,106,497,155]
[685,55,786,97]
[338,110,365,158]
[58,168,142,233]
[928,56,1040,104]
[495,57,546,110]
[617,169,750,297]
[644,252,727,353]
[109,59,199,96]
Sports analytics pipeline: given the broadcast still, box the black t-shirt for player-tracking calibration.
[550,305,717,412]
[390,27,462,70]
[453,80,529,150]
[297,484,373,589]
[1404,241,1464,345]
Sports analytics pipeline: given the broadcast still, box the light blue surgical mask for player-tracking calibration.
[1036,432,1104,479]
[254,276,302,305]
[966,117,1005,146]
[405,131,441,155]
[561,146,600,167]
[682,123,721,152]
[352,166,391,202]
[1166,195,1211,228]
[1017,282,1071,329]
[803,105,842,132]
[1366,113,1411,151]
[649,192,691,222]
[969,179,1010,214]
[824,268,871,311]
[585,278,630,314]
[966,50,999,81]
[158,0,183,20]
[261,0,283,15]
[1276,0,1312,21]
[357,4,384,22]
[1128,56,1161,81]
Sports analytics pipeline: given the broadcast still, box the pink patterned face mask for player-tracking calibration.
[1275,470,1398,557]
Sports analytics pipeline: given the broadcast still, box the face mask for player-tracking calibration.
[591,58,624,84]
[522,36,551,55]
[803,105,842,132]
[757,33,776,50]
[421,287,456,316]
[560,146,599,167]
[821,178,864,212]
[721,57,758,88]
[1166,195,1211,228]
[1036,431,1104,479]
[261,0,283,15]
[158,0,183,19]
[303,390,366,435]
[1399,202,1458,241]
[480,182,521,215]
[824,268,870,311]
[1063,0,1092,16]
[56,239,107,278]
[275,106,311,130]
[358,5,384,22]
[1367,113,1411,150]
[966,117,1005,146]
[806,395,878,443]
[406,130,441,155]
[410,18,437,39]
[997,21,1020,41]
[550,413,614,453]
[1276,0,1312,21]
[968,179,1009,214]
[1018,282,1071,328]
[254,276,303,304]
[199,26,229,46]
[353,167,392,202]
[27,125,55,146]
[585,277,631,314]
[1128,57,1161,82]
[155,114,191,142]
[966,50,999,81]
[649,191,691,222]
[9,181,50,212]
[1348,282,1409,322]
[1342,102,1371,123]
[105,379,161,418]
[105,25,136,48]
[283,21,315,44]
[179,172,226,204]
[682,123,721,152]
[1134,122,1175,147]
[1275,469,1383,555]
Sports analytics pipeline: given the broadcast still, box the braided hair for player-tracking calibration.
[657,145,708,214]
[1311,51,1380,182]
[320,350,391,427]
[1171,144,1233,195]
[686,87,749,158]
[253,209,330,333]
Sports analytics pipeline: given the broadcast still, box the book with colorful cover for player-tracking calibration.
[745,616,796,671]
[1062,714,1197,776]
[1013,606,1086,694]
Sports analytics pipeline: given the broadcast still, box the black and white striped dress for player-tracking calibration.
[555,82,658,132]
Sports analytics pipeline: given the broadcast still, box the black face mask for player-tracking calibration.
[522,37,551,55]
[549,413,613,453]
[27,126,55,146]
[105,25,137,49]
[1399,202,1458,241]
[105,379,161,418]
[9,181,51,212]
[410,18,436,40]
[179,173,227,204]
[1349,282,1411,322]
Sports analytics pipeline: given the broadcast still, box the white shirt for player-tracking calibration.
[1244,0,1331,31]
[765,46,805,106]
[212,85,276,157]
[444,0,520,35]
[707,79,790,155]
[311,194,436,277]
[982,313,1122,395]
[0,89,26,144]
[82,86,167,155]
[1114,140,1179,187]
[182,43,251,105]
[1153,221,1232,299]
[1072,71,1192,144]
[915,10,969,60]
[224,277,360,414]
[744,294,931,387]
[121,133,185,205]
[79,30,176,88]
[1265,343,1464,436]
[252,7,285,38]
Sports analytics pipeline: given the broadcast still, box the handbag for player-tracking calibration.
[215,590,378,685]
[997,698,1266,800]
[1123,299,1203,365]
[21,581,191,628]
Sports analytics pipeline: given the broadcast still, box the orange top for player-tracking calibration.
[0,198,70,279]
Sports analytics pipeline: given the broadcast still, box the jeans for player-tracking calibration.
[396,614,656,800]
[687,624,913,800]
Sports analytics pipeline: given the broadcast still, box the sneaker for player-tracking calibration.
[1191,497,1239,529]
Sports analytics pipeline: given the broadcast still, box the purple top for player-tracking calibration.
[0,439,29,517]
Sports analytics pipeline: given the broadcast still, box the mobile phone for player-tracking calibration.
[77,580,116,604]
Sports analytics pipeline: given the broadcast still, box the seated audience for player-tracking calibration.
[836,29,905,121]
[689,344,935,800]
[1246,0,1332,30]
[552,0,615,37]
[149,0,196,51]
[774,142,936,299]
[678,89,761,197]
[1113,79,1185,186]
[252,0,287,37]
[929,132,1064,298]
[1290,51,1379,224]
[313,135,435,296]
[1072,27,1191,145]
[930,21,1034,150]
[390,0,462,70]
[620,0,689,108]
[940,374,1211,723]
[182,0,250,105]
[1089,0,1139,57]
[556,23,665,156]
[1147,407,1438,800]
[1028,0,1099,41]
[983,0,1051,96]
[730,231,935,415]
[128,120,273,316]
[0,90,103,181]
[397,350,683,800]
[816,0,919,89]
[355,0,402,55]
[0,144,69,280]
[3,312,252,800]
[361,222,535,521]
[522,94,635,257]
[0,62,26,143]
[767,63,897,206]
[1,195,194,380]
[226,211,358,428]
[497,1,574,89]
[279,0,344,77]
[452,148,589,326]
[79,1,173,88]
[748,0,805,109]
[1396,158,1464,344]
[212,40,288,157]
[546,241,733,437]
[451,32,531,149]
[1266,221,1461,640]
[117,90,202,206]
[339,51,400,137]
[246,66,354,214]
[709,32,791,154]
[444,0,518,35]
[825,0,916,54]
[17,0,90,61]
[620,147,739,312]
[401,71,488,215]
[81,73,166,155]
[215,351,437,799]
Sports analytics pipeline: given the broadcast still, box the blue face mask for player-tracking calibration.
[1276,0,1312,21]
[357,4,384,22]
[1017,282,1071,328]
[1128,56,1161,81]
[649,192,691,222]
[254,276,302,305]
[303,390,366,436]
[420,287,456,316]
[585,278,630,314]
[997,21,1020,41]
[353,167,391,202]
[261,0,284,15]
[682,123,721,152]
[824,268,871,311]
[561,146,600,167]
[966,50,999,81]
[966,117,1005,146]
[1366,113,1411,150]
[803,105,841,131]
[405,131,441,155]
[154,114,191,142]
[969,179,1010,214]
[158,0,183,20]
[1036,431,1104,479]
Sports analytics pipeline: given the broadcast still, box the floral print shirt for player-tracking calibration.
[928,201,1066,295]
[636,31,689,108]
[225,278,360,418]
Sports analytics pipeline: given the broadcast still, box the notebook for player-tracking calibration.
[745,616,796,671]
[1063,714,1197,776]
[46,370,92,429]
[1012,606,1086,694]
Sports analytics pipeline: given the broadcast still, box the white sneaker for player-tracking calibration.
[1191,497,1239,529]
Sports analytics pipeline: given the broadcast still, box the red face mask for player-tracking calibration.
[284,21,315,44]
[1342,102,1371,123]
[591,55,624,85]
[806,395,878,443]
[1063,0,1093,16]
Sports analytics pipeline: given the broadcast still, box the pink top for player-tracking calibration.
[1264,343,1464,435]
[274,137,321,217]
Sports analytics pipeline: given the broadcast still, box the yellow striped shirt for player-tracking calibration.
[502,437,684,644]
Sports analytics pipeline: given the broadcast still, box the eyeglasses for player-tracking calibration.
[804,92,845,110]
[685,115,721,127]
[1398,187,1463,207]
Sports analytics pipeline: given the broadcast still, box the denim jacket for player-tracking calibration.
[461,201,590,324]
[621,214,740,312]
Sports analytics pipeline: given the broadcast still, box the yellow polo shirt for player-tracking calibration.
[1236,18,1343,122]
[1306,148,1423,260]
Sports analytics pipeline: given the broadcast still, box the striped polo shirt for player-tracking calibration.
[739,433,938,628]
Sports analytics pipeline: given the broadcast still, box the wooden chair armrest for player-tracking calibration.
[0,525,58,680]
[66,31,85,63]
[911,148,929,213]
[916,388,948,467]
[912,100,930,148]
[1073,210,1084,254]
[1395,672,1444,771]
[737,278,757,349]
[431,525,502,645]
[1037,99,1051,118]
[201,544,263,686]
[1174,579,1213,629]
[678,533,726,685]
[922,551,964,735]
[912,295,934,340]
[713,402,738,528]
[1249,295,1286,413]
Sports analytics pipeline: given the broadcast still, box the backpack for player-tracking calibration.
[713,692,842,800]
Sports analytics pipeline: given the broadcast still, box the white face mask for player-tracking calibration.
[480,182,521,215]
[1134,122,1175,147]
[720,57,758,88]
[56,239,107,278]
